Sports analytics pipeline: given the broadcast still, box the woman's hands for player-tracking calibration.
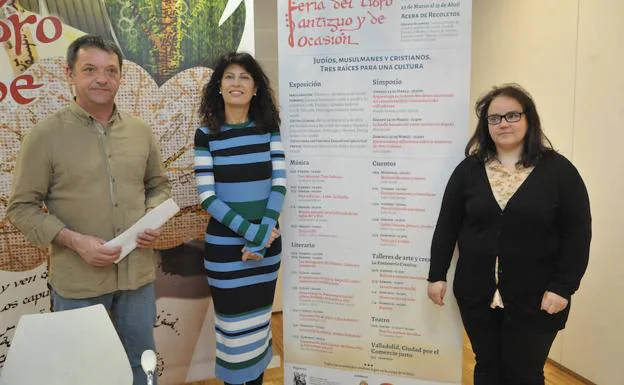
[427,281,447,306]
[427,283,568,314]
[541,291,569,314]
[242,250,262,261]
[241,228,281,261]
[267,228,280,247]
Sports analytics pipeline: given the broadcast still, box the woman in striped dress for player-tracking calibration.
[194,52,286,385]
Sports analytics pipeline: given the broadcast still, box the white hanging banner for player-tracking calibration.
[278,1,471,384]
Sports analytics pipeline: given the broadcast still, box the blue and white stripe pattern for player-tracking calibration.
[194,121,285,384]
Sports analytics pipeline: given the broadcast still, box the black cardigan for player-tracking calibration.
[428,152,591,331]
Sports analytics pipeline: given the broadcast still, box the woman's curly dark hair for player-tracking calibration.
[198,52,280,135]
[466,83,553,167]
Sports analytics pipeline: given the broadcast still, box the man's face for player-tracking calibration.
[67,47,121,110]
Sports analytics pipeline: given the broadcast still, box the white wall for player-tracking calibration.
[473,1,624,384]
[560,1,624,383]
[471,0,579,156]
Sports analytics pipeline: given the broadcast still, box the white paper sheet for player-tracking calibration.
[107,198,180,263]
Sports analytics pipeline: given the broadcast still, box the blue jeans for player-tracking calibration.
[51,282,157,385]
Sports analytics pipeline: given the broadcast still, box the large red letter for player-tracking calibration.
[7,14,37,56]
[0,19,11,44]
[36,16,63,43]
[0,81,7,103]
[10,74,44,104]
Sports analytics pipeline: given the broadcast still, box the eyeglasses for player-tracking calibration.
[486,111,524,125]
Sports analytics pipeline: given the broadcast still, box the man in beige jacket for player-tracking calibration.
[7,34,170,385]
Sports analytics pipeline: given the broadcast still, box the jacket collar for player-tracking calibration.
[69,99,121,124]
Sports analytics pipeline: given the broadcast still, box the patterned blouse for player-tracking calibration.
[485,159,534,308]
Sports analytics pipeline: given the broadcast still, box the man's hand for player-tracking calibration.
[55,228,120,267]
[541,291,569,314]
[74,234,121,266]
[427,281,447,306]
[136,228,162,248]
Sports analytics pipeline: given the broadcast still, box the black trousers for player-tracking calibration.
[460,306,558,385]
[224,372,263,385]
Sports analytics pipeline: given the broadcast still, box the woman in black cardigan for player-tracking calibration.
[427,84,591,385]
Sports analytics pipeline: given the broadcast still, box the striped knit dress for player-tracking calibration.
[194,121,286,384]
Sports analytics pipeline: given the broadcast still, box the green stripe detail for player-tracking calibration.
[202,195,217,210]
[253,225,268,244]
[272,186,287,195]
[216,341,272,370]
[224,120,251,129]
[229,199,267,220]
[265,209,280,221]
[222,210,237,227]
[238,220,251,236]
[214,304,273,319]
